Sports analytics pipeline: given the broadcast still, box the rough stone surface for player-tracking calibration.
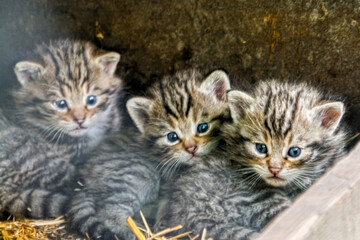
[0,0,359,142]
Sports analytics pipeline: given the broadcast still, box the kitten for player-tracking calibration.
[12,40,122,153]
[67,69,231,240]
[156,80,347,239]
[0,39,122,219]
[129,68,231,230]
[126,68,231,174]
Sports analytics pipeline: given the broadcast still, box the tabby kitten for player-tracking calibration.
[126,68,231,175]
[156,80,347,239]
[0,39,122,219]
[12,39,122,153]
[67,69,231,240]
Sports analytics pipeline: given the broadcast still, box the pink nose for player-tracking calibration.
[186,145,197,155]
[74,116,86,125]
[269,167,282,175]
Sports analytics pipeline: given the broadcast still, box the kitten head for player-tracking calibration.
[13,40,122,141]
[224,81,347,189]
[127,69,231,170]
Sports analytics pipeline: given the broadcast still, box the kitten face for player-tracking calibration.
[13,40,122,140]
[147,97,224,164]
[224,81,346,188]
[127,69,230,172]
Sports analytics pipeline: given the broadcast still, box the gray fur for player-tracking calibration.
[0,39,122,219]
[156,81,348,239]
[67,69,231,239]
[68,133,160,240]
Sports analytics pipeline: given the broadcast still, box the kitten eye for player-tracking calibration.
[255,143,267,154]
[55,99,67,109]
[288,147,301,157]
[86,95,97,106]
[167,132,179,143]
[197,123,209,133]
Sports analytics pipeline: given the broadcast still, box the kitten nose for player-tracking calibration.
[74,116,86,125]
[269,167,282,175]
[186,145,197,155]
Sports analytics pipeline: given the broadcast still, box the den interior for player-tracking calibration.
[0,0,360,239]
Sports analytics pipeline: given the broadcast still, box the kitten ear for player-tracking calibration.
[310,101,344,133]
[14,61,44,86]
[200,70,231,102]
[126,97,153,133]
[228,90,256,122]
[95,52,120,75]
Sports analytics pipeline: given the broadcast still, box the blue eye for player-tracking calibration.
[86,95,97,106]
[288,147,301,157]
[255,143,267,154]
[197,123,209,133]
[167,132,179,142]
[55,100,67,109]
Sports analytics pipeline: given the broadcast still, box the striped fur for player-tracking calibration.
[67,133,160,240]
[0,40,122,219]
[13,39,122,152]
[224,80,347,192]
[156,80,347,239]
[67,69,231,239]
[154,159,260,240]
[127,69,231,176]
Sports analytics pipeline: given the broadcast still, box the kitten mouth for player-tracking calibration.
[266,176,287,186]
[268,176,284,180]
[74,126,87,130]
[189,154,201,159]
[69,126,88,136]
[187,155,200,162]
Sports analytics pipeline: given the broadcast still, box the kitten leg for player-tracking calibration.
[245,191,292,231]
[68,162,160,240]
[69,189,150,240]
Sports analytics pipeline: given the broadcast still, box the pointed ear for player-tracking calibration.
[200,70,231,102]
[310,101,344,133]
[14,61,44,86]
[228,90,256,122]
[126,97,153,133]
[95,52,120,75]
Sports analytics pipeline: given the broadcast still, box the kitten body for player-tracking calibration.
[128,69,232,230]
[156,80,347,239]
[67,69,231,239]
[0,39,122,219]
[68,133,160,240]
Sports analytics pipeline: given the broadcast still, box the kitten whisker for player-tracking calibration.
[159,157,177,178]
[50,127,64,144]
[157,156,175,173]
[55,128,66,145]
[291,176,308,190]
[241,172,262,189]
[41,124,59,139]
[248,174,263,189]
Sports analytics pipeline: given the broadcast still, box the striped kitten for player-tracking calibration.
[67,69,231,240]
[156,80,347,239]
[0,39,122,219]
[12,39,122,152]
[127,68,231,175]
